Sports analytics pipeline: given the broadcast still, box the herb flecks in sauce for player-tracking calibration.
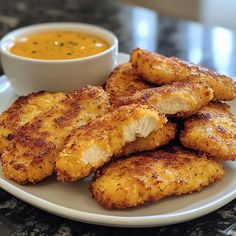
[10,31,110,60]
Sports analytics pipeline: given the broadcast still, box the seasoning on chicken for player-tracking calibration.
[0,91,66,153]
[56,104,167,182]
[117,81,213,117]
[118,122,176,157]
[180,101,236,161]
[130,48,236,101]
[1,86,111,184]
[90,147,224,209]
[105,63,152,104]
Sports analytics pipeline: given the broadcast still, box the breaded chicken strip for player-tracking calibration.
[118,122,176,157]
[181,102,236,161]
[90,147,224,209]
[130,48,236,101]
[117,81,213,117]
[56,104,167,182]
[2,86,110,184]
[105,63,152,104]
[0,91,65,153]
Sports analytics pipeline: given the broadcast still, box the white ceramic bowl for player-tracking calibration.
[0,23,118,95]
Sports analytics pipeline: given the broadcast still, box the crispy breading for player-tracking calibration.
[1,86,111,184]
[90,147,224,209]
[0,91,66,153]
[118,122,176,157]
[56,104,167,182]
[105,63,152,104]
[130,48,236,101]
[180,101,236,161]
[117,81,213,117]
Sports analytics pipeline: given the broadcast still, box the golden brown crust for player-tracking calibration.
[118,122,176,156]
[105,63,152,104]
[130,48,236,101]
[0,91,66,153]
[90,147,225,209]
[116,81,213,117]
[180,101,236,161]
[1,86,111,184]
[56,104,167,182]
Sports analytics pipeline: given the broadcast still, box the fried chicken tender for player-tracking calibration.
[105,63,152,104]
[118,122,176,157]
[130,48,236,101]
[56,104,167,182]
[0,91,66,153]
[180,102,236,161]
[117,81,213,117]
[2,86,110,184]
[90,147,224,209]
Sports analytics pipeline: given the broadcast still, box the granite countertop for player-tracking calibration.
[0,0,235,235]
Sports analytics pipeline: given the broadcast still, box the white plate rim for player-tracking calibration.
[0,177,235,227]
[0,52,235,228]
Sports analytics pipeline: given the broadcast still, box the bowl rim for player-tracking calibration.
[0,22,118,63]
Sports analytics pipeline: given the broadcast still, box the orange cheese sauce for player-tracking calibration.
[10,31,110,60]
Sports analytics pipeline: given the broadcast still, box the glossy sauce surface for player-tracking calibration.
[10,31,110,60]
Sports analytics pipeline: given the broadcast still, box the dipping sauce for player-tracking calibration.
[10,31,110,60]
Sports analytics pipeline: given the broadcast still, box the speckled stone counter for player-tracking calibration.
[0,0,235,235]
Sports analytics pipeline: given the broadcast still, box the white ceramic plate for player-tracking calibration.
[0,52,235,228]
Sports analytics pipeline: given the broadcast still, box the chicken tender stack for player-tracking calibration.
[0,46,235,211]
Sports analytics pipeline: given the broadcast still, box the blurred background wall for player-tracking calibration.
[119,0,236,31]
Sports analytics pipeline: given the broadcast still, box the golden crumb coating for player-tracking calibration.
[1,86,111,184]
[0,91,66,153]
[118,122,176,157]
[90,147,224,209]
[105,63,152,104]
[117,81,213,117]
[56,104,167,182]
[130,48,236,101]
[180,101,236,161]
